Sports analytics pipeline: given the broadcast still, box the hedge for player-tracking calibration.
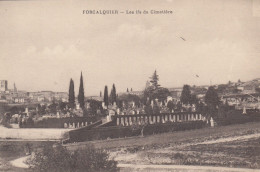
[215,110,260,126]
[67,120,206,143]
[143,120,206,135]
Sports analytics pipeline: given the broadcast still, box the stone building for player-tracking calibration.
[0,80,8,92]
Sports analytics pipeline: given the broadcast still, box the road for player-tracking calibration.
[10,156,30,169]
[118,164,259,172]
[10,156,259,172]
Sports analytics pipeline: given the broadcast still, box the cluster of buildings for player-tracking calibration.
[0,80,68,104]
[168,78,260,107]
[1,77,260,117]
[217,79,260,109]
[116,78,260,111]
[2,77,260,129]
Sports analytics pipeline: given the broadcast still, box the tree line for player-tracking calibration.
[68,72,118,110]
[68,70,225,118]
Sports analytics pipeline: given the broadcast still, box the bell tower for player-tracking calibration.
[14,83,17,92]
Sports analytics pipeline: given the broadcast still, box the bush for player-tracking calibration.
[0,114,12,128]
[215,110,260,126]
[68,120,206,142]
[143,120,206,136]
[26,144,118,172]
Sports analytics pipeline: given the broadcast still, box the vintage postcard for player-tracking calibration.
[0,0,260,171]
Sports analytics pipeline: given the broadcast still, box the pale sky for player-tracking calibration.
[0,0,260,96]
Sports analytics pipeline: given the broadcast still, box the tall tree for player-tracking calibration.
[190,94,198,105]
[87,99,102,115]
[205,86,220,118]
[150,70,160,89]
[110,84,117,104]
[205,86,219,108]
[180,85,191,105]
[104,85,109,107]
[78,72,85,108]
[167,100,175,112]
[127,88,129,92]
[100,91,102,97]
[68,78,75,108]
[143,70,169,103]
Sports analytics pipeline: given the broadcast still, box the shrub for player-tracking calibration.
[26,144,118,172]
[68,120,206,142]
[215,110,260,126]
[0,113,12,128]
[143,121,206,136]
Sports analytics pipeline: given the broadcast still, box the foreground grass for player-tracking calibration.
[109,122,260,169]
[175,137,260,168]
[121,136,260,168]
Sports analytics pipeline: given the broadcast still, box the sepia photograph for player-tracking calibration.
[0,0,260,171]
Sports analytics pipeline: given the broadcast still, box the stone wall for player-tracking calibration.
[114,112,206,126]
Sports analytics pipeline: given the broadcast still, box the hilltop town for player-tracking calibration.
[0,70,259,133]
[1,73,259,122]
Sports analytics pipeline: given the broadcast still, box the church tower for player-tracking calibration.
[14,83,17,92]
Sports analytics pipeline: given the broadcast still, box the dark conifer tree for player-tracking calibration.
[205,86,220,108]
[78,72,85,108]
[205,86,220,117]
[104,86,109,107]
[143,70,169,103]
[127,88,129,92]
[110,84,117,104]
[180,85,191,105]
[150,70,160,89]
[109,89,113,104]
[68,78,75,109]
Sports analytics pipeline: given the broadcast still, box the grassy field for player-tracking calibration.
[171,137,260,168]
[107,122,260,169]
[113,136,260,168]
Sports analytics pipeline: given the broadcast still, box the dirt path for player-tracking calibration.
[118,164,259,172]
[151,132,260,153]
[10,156,259,172]
[10,156,30,169]
[0,126,71,140]
[176,132,260,149]
[194,133,260,145]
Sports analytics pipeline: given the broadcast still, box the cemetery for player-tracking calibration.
[19,116,98,128]
[66,111,208,143]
